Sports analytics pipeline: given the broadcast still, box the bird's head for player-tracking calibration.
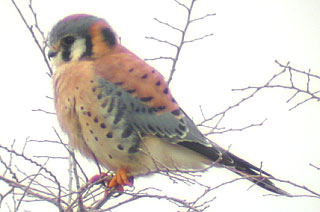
[48,14,118,66]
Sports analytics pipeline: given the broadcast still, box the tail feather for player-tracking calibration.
[224,151,290,196]
[178,141,289,195]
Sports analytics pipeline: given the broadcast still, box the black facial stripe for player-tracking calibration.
[101,28,116,46]
[62,49,71,62]
[81,34,93,58]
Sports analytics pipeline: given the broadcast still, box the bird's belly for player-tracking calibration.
[133,136,213,175]
[77,93,213,176]
[82,133,213,176]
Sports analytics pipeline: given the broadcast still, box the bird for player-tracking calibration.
[48,14,288,195]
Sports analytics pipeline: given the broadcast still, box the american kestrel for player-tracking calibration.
[48,14,287,195]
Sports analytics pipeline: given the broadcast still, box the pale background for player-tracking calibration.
[0,0,319,211]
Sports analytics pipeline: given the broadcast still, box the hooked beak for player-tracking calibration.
[48,45,59,60]
[48,49,58,60]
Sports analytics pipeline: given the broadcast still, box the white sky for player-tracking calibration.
[0,0,320,211]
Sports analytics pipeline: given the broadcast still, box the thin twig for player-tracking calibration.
[10,0,53,76]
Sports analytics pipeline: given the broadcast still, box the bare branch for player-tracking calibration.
[233,60,320,111]
[167,0,196,84]
[203,118,267,135]
[0,144,64,211]
[53,127,88,182]
[190,13,216,23]
[145,36,179,48]
[173,0,189,11]
[145,56,175,62]
[184,33,214,44]
[10,0,53,77]
[146,0,215,85]
[309,163,320,171]
[31,109,56,115]
[154,18,183,32]
[267,177,320,199]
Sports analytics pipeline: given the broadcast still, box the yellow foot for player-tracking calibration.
[108,168,133,188]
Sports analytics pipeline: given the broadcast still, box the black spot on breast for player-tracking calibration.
[108,154,113,159]
[86,122,89,126]
[95,137,99,141]
[128,68,134,72]
[97,93,103,100]
[152,70,155,73]
[121,127,133,138]
[141,74,148,79]
[87,112,92,117]
[100,123,106,128]
[128,145,138,153]
[156,81,161,86]
[80,106,84,110]
[140,96,153,102]
[92,88,96,92]
[101,101,108,108]
[101,28,116,46]
[90,130,94,134]
[117,144,124,150]
[171,109,181,116]
[163,87,169,94]
[171,98,176,103]
[106,132,113,138]
[94,117,99,123]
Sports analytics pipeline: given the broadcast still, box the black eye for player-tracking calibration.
[62,36,75,46]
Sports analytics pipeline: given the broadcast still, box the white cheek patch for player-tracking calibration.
[50,38,86,67]
[70,38,86,61]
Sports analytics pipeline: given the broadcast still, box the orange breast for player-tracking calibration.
[53,61,97,159]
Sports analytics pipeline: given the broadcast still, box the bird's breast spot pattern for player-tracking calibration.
[76,80,141,170]
[79,106,138,170]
